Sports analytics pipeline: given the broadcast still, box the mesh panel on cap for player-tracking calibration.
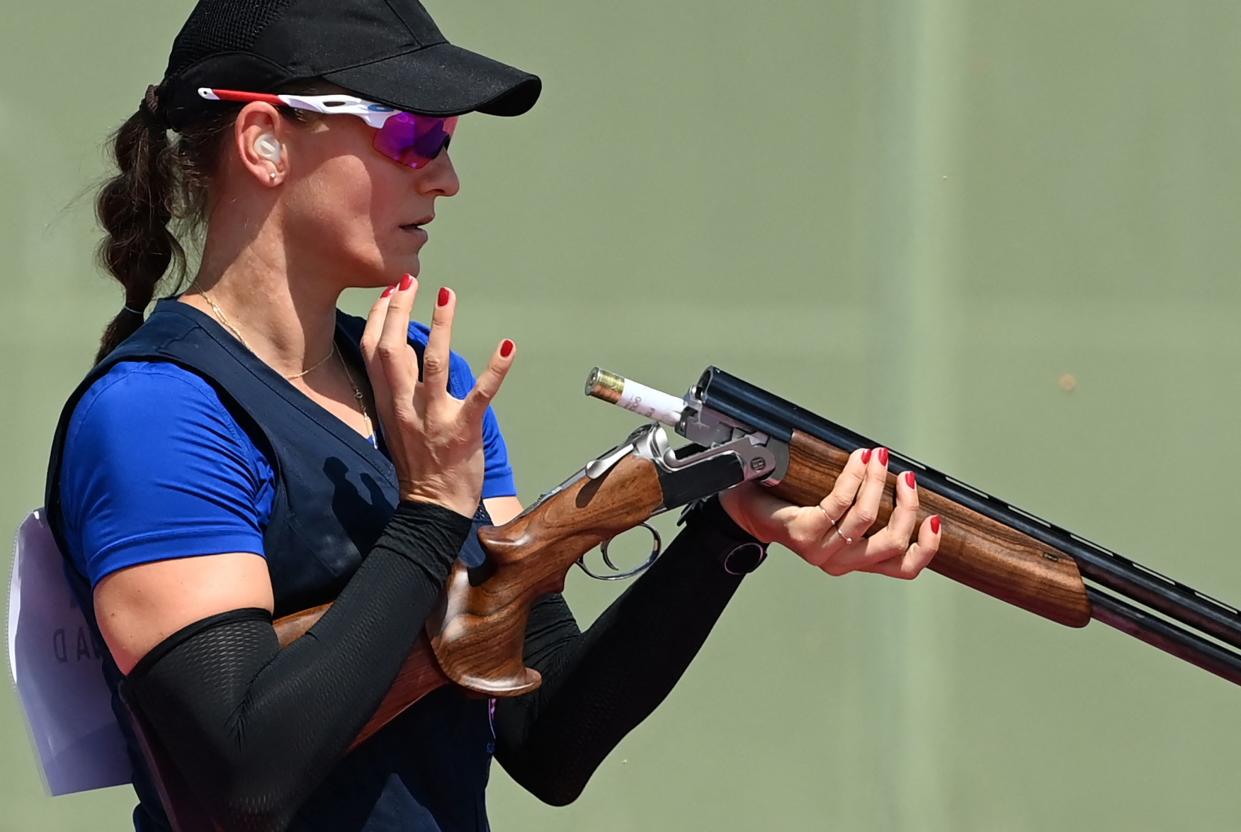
[166,0,297,79]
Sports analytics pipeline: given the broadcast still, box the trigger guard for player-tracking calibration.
[579,523,663,581]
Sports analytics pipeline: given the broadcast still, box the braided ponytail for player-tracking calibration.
[92,87,187,363]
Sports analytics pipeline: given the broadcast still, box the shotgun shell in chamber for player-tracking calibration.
[585,367,685,426]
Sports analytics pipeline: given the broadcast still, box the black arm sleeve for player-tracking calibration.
[492,496,758,805]
[120,501,472,832]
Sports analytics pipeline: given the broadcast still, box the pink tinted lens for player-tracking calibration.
[372,113,458,169]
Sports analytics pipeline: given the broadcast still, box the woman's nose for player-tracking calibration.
[418,150,460,197]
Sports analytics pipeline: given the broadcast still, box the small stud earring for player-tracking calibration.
[268,171,278,183]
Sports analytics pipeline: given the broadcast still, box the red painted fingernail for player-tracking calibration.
[930,515,941,534]
[438,287,451,307]
[381,285,396,298]
[861,448,872,464]
[500,339,514,358]
[398,273,413,291]
[878,448,889,466]
[904,471,916,489]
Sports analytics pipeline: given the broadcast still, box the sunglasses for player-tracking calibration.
[197,88,458,170]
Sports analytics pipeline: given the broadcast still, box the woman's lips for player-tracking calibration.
[400,214,433,239]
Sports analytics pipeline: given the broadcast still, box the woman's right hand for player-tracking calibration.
[360,274,515,518]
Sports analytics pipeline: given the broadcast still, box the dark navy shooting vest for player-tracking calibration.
[45,300,495,831]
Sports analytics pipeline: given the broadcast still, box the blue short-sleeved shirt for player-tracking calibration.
[60,323,516,588]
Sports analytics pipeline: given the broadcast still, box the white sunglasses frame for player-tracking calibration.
[197,88,418,129]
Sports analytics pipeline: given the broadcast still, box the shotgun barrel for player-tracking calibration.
[693,366,1241,683]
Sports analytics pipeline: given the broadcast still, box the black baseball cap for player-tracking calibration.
[157,0,541,130]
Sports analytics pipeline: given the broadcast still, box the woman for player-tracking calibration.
[46,0,942,829]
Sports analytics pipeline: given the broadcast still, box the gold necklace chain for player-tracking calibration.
[284,346,336,380]
[334,346,377,448]
[199,288,377,448]
[200,289,336,380]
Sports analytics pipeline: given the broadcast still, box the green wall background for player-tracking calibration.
[5,1,1241,829]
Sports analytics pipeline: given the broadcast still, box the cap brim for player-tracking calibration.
[322,42,541,118]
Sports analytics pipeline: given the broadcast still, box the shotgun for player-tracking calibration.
[279,365,1241,752]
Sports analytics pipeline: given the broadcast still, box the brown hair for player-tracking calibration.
[91,83,324,363]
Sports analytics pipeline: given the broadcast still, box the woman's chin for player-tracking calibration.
[390,253,421,280]
[355,257,420,289]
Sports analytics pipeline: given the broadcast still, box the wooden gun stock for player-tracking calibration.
[272,452,667,750]
[774,430,1091,627]
[428,452,665,693]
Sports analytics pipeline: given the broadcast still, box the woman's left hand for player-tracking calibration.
[717,447,941,579]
